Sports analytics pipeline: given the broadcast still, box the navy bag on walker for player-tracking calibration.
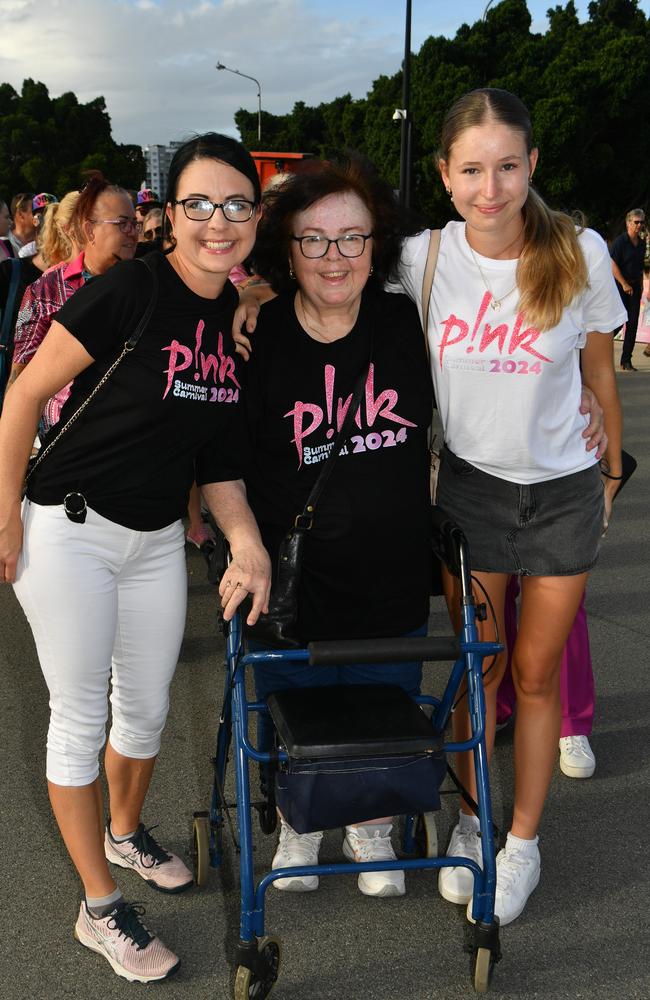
[267,683,446,834]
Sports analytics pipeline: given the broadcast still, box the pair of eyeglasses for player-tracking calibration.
[631,219,644,226]
[291,234,373,259]
[143,226,162,241]
[90,217,138,234]
[172,198,257,223]
[291,233,372,260]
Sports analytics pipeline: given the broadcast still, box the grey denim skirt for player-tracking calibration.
[436,447,604,576]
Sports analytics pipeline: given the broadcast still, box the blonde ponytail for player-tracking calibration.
[517,187,588,331]
[38,191,80,267]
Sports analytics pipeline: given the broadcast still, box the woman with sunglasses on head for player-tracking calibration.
[0,133,270,983]
[8,180,136,430]
[386,88,624,926]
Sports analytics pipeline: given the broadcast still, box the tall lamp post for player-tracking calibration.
[393,0,412,208]
[215,62,262,145]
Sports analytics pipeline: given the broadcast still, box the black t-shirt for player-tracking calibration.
[242,287,433,641]
[28,254,244,530]
[610,233,646,284]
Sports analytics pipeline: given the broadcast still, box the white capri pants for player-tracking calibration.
[14,501,187,786]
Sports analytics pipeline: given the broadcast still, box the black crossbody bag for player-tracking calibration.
[242,357,371,649]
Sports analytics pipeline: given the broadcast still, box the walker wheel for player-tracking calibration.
[473,946,494,993]
[234,936,281,1000]
[415,812,439,858]
[192,813,210,887]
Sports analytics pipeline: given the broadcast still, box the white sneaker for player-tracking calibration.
[468,835,541,926]
[272,819,323,891]
[438,821,483,905]
[343,824,405,897]
[559,736,596,778]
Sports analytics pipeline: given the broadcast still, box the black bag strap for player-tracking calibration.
[0,257,22,346]
[24,254,160,485]
[295,343,372,530]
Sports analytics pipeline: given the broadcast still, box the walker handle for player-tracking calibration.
[308,636,460,666]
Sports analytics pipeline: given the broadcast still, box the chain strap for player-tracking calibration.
[25,342,134,485]
[23,253,160,491]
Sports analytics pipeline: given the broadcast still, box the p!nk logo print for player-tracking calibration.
[162,319,240,402]
[286,363,417,467]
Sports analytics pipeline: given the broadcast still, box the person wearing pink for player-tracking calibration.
[10,180,137,431]
[497,577,596,777]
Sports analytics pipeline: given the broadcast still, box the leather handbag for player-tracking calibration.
[243,361,371,649]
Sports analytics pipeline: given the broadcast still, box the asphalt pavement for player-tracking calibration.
[0,342,648,1000]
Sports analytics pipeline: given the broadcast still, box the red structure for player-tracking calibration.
[251,151,315,188]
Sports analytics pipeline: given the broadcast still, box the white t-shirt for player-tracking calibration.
[389,221,627,484]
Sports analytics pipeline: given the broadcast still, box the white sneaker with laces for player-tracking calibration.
[559,736,596,778]
[467,835,540,926]
[438,821,483,905]
[272,819,323,891]
[342,824,405,897]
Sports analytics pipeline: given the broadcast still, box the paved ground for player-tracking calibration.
[1,343,648,1000]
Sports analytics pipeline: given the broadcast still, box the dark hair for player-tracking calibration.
[165,132,260,204]
[162,133,261,246]
[252,155,413,293]
[69,175,130,247]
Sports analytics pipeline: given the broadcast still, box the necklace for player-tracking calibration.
[296,292,357,343]
[465,228,521,311]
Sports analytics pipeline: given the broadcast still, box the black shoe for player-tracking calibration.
[620,362,637,371]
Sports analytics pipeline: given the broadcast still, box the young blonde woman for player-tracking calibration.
[388,88,625,925]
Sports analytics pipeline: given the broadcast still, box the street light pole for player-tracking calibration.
[216,62,262,145]
[398,0,412,208]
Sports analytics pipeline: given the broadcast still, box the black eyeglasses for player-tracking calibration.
[172,198,257,223]
[631,219,644,225]
[143,226,162,241]
[291,234,373,259]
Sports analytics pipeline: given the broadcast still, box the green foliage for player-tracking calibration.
[234,0,649,236]
[0,79,145,203]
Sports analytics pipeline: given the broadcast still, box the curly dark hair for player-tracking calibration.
[252,155,419,293]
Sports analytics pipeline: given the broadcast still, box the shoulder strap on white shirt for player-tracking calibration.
[421,228,441,362]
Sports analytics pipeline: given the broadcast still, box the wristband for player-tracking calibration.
[600,468,623,480]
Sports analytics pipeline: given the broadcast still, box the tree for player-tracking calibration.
[232,0,649,235]
[0,80,145,202]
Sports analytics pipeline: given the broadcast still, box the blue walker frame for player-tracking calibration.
[195,514,503,995]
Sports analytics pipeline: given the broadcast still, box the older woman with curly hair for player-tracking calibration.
[236,159,434,898]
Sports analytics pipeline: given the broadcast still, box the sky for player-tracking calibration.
[1,0,648,148]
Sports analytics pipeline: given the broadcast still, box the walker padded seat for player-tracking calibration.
[266,684,444,760]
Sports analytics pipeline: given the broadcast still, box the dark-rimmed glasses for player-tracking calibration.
[172,198,257,223]
[90,217,138,234]
[291,234,373,259]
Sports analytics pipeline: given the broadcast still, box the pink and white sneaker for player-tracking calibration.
[74,901,180,983]
[105,823,193,894]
